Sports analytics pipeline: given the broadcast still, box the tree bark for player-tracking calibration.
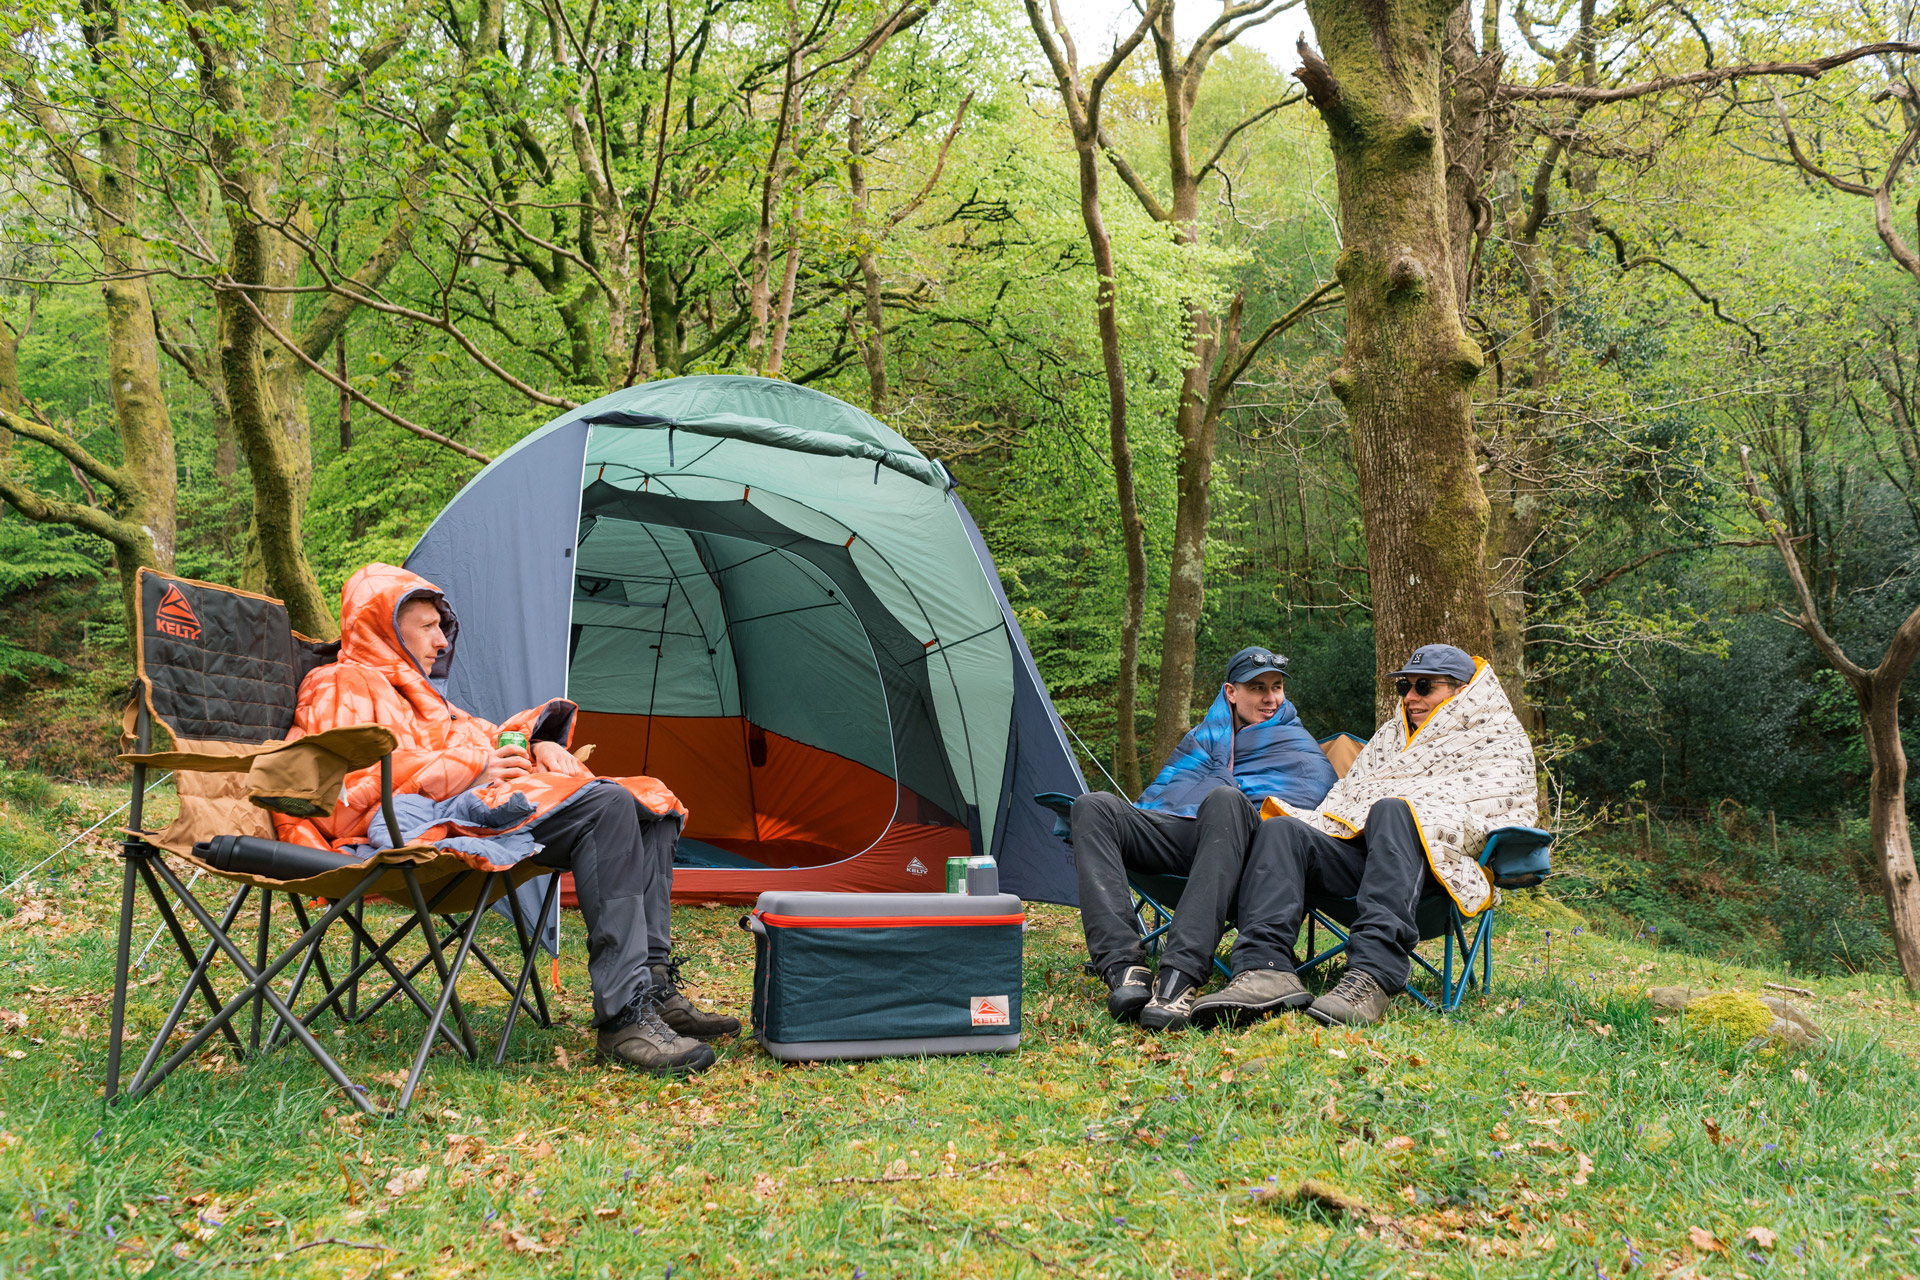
[1294,12,1494,719]
[0,3,176,628]
[1742,446,1920,989]
[1023,0,1164,794]
[848,94,890,411]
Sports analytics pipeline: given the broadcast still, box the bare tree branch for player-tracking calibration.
[1500,41,1920,102]
[225,286,495,464]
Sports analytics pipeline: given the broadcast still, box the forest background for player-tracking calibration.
[0,0,1915,973]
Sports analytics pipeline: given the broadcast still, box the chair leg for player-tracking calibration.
[281,901,465,1058]
[348,900,363,1020]
[132,859,246,1051]
[250,891,274,1052]
[503,875,554,1030]
[104,854,141,1102]
[130,883,253,1094]
[496,874,561,1065]
[401,867,479,1059]
[1482,909,1495,994]
[135,857,382,1114]
[399,873,497,1114]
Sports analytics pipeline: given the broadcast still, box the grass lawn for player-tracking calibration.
[0,781,1917,1277]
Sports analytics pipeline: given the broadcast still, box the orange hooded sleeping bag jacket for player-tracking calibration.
[272,563,685,853]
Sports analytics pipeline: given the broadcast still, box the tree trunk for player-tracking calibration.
[1079,140,1149,795]
[1295,13,1494,719]
[848,94,889,411]
[94,92,178,622]
[1151,299,1218,765]
[1862,673,1920,984]
[766,194,804,376]
[748,49,800,369]
[1023,0,1160,794]
[218,227,335,638]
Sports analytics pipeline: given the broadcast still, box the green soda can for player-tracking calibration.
[497,731,530,753]
[945,856,970,894]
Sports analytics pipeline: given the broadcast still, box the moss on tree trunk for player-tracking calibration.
[1296,1,1494,718]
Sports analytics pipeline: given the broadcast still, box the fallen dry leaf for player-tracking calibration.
[1230,1214,1251,1226]
[1688,1225,1725,1252]
[1701,1117,1724,1146]
[1573,1152,1594,1186]
[593,1206,621,1221]
[1745,1225,1776,1249]
[1382,1136,1415,1152]
[503,1228,553,1254]
[1791,1068,1811,1085]
[0,1009,27,1033]
[751,1173,783,1199]
[385,1166,429,1198]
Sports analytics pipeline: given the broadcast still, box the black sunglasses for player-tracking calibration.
[1395,676,1458,698]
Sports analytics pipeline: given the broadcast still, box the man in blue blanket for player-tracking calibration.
[1072,647,1338,1030]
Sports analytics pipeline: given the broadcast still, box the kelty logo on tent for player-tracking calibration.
[155,585,202,642]
[970,995,1010,1027]
[905,857,928,876]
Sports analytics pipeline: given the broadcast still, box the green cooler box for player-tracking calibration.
[746,890,1024,1061]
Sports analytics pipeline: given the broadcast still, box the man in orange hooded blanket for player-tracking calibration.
[275,563,737,1074]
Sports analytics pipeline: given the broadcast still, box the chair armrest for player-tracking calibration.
[116,749,255,773]
[1033,792,1077,841]
[1476,825,1553,865]
[1479,825,1554,890]
[118,724,397,774]
[246,725,399,819]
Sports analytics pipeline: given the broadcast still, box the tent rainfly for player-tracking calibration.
[407,376,1087,905]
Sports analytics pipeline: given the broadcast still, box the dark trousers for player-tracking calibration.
[1072,786,1260,984]
[529,782,679,1025]
[1231,797,1436,992]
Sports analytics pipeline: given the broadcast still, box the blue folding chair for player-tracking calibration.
[1034,792,1551,1012]
[1292,826,1552,1011]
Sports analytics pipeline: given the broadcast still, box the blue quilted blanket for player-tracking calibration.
[1134,691,1337,816]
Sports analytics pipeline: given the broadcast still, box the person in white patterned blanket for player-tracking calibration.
[1187,644,1538,1029]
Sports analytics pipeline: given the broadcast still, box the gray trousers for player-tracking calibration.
[529,782,678,1025]
[1071,786,1261,984]
[1231,797,1435,992]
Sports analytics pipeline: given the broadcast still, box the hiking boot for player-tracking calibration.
[650,959,741,1040]
[596,991,717,1075]
[1306,968,1391,1027]
[1105,963,1152,1023]
[1190,968,1313,1029]
[1138,968,1201,1032]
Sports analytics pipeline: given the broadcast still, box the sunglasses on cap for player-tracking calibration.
[1395,676,1460,698]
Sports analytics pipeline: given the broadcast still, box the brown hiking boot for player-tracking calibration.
[1306,968,1391,1027]
[650,959,741,1041]
[1139,968,1201,1032]
[596,992,717,1075]
[1189,968,1313,1029]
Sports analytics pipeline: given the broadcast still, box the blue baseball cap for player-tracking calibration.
[1387,644,1476,683]
[1225,646,1290,684]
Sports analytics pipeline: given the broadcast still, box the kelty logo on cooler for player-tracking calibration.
[905,857,928,876]
[970,995,1010,1027]
[155,584,202,642]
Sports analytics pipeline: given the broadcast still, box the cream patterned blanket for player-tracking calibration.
[1261,658,1538,915]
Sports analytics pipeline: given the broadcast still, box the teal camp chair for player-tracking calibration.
[1034,792,1551,1012]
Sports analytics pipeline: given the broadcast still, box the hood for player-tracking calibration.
[339,562,461,685]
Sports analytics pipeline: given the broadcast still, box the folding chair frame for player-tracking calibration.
[105,708,556,1117]
[1125,826,1549,1014]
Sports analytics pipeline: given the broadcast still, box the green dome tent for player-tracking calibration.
[406,376,1086,904]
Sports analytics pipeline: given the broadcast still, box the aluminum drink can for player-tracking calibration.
[966,853,999,897]
[497,731,530,752]
[945,856,970,894]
